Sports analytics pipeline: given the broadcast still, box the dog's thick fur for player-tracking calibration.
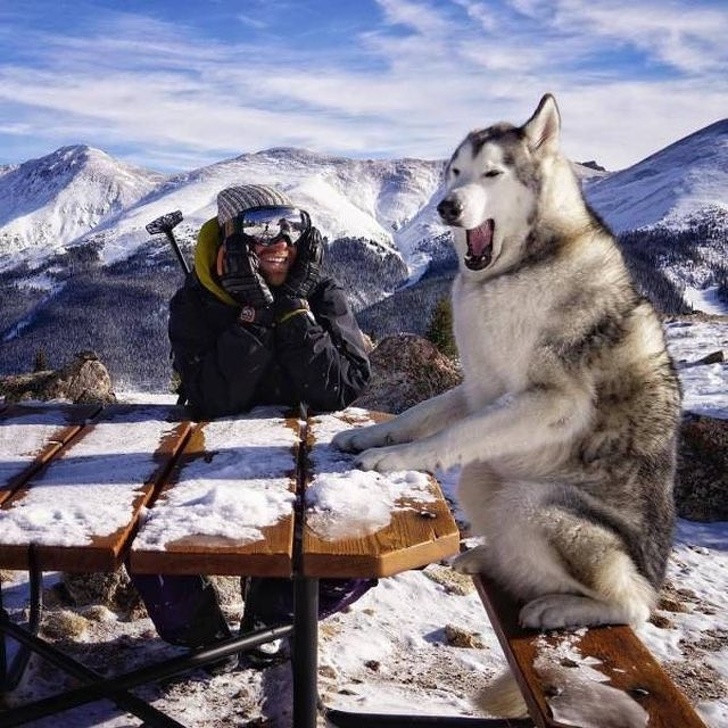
[333,94,682,715]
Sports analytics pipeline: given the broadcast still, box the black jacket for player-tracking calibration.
[168,272,371,419]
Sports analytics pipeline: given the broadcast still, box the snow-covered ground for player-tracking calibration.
[1,318,726,727]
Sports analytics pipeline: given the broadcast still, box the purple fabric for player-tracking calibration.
[130,573,229,646]
[130,570,377,646]
[318,578,378,620]
[243,577,377,626]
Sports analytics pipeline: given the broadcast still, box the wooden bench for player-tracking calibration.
[470,573,710,728]
[0,403,461,728]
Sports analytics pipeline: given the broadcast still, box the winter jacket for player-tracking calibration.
[168,219,371,419]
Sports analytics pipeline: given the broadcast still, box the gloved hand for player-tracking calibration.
[218,233,274,323]
[280,226,324,299]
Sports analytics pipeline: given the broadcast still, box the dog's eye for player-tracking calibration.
[483,170,501,178]
[451,167,460,177]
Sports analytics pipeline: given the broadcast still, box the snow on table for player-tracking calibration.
[0,402,99,503]
[304,409,436,540]
[301,409,460,578]
[130,407,299,576]
[0,404,188,570]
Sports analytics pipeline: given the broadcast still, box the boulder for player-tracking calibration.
[675,413,728,522]
[352,333,462,414]
[60,568,138,611]
[0,351,116,405]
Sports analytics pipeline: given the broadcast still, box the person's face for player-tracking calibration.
[254,239,298,287]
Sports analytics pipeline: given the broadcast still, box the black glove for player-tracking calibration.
[280,226,324,299]
[218,233,274,323]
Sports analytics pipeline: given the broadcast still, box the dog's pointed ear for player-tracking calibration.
[523,94,561,156]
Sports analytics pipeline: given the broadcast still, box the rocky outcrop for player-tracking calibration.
[675,413,728,522]
[352,333,462,414]
[0,351,116,405]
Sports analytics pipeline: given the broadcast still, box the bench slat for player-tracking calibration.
[0,403,101,504]
[301,411,460,578]
[130,410,300,577]
[472,572,708,728]
[0,404,190,571]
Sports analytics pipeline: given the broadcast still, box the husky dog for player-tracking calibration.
[334,94,680,645]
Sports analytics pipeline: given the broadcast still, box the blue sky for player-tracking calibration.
[0,0,726,172]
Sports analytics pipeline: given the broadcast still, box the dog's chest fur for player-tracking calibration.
[452,269,550,407]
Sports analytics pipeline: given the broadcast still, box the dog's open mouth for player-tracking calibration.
[465,220,495,271]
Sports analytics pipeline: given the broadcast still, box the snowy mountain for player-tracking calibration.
[1,119,726,274]
[0,119,726,389]
[583,120,728,234]
[0,146,445,273]
[0,146,164,267]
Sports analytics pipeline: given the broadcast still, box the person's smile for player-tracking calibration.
[256,240,297,286]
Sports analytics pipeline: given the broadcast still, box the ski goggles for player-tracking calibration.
[224,205,311,247]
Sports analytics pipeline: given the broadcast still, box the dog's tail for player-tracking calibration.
[480,664,649,727]
[477,669,529,718]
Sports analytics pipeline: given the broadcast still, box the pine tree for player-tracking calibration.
[33,349,49,372]
[426,297,457,358]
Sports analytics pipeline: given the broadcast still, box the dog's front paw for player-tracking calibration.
[331,428,363,453]
[520,595,610,629]
[354,444,422,473]
[332,425,389,453]
[451,545,489,574]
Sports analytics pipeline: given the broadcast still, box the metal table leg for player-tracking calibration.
[1,545,295,727]
[292,574,319,728]
[0,544,42,692]
[0,619,294,726]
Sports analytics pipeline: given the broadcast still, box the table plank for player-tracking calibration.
[301,410,460,578]
[0,404,191,571]
[0,403,101,504]
[130,407,300,577]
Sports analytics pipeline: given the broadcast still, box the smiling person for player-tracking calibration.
[131,184,373,669]
[172,184,371,417]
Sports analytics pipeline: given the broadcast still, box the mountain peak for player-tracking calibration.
[47,143,94,159]
[0,145,163,257]
[28,145,95,177]
[584,117,728,233]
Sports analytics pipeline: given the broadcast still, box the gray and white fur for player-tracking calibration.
[333,95,681,711]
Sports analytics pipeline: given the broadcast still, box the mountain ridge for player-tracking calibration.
[0,120,726,389]
[0,145,164,264]
[583,119,728,234]
[1,116,725,274]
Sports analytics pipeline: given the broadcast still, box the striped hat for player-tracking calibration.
[216,184,294,226]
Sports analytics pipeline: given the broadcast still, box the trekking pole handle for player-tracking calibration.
[145,210,190,275]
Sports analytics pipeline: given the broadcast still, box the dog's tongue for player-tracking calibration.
[466,220,494,259]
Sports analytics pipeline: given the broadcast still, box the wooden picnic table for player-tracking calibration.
[0,402,708,728]
[0,402,461,728]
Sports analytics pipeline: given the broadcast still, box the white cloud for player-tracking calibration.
[549,1,728,73]
[0,1,725,171]
[375,0,451,35]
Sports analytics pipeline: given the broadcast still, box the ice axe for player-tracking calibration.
[145,210,190,275]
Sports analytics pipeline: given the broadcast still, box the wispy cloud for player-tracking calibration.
[0,0,725,172]
[548,1,728,73]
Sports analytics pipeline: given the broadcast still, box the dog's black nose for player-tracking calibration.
[437,197,463,224]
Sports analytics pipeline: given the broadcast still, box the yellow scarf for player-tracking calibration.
[193,218,238,307]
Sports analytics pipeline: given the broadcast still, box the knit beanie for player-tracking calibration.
[216,184,294,227]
